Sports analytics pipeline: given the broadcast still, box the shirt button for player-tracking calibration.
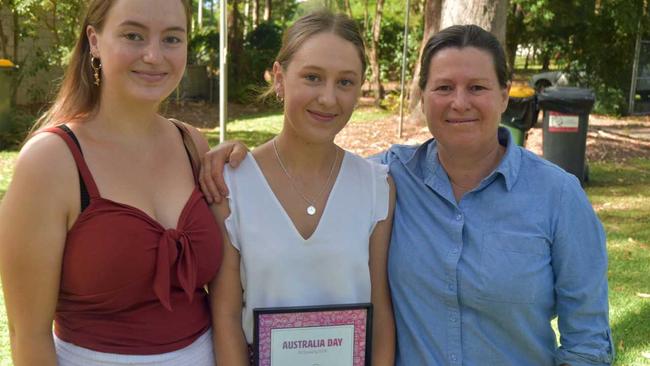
[450,316,457,322]
[448,284,454,291]
[450,354,457,361]
[455,213,463,221]
[451,248,459,254]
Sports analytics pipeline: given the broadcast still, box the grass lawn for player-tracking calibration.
[0,111,648,364]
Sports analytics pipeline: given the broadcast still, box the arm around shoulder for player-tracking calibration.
[0,133,77,365]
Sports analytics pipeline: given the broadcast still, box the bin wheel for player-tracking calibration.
[535,80,552,94]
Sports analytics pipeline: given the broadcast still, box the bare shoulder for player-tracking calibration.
[14,132,78,192]
[2,131,78,227]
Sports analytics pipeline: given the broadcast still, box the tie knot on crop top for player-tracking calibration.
[156,228,200,309]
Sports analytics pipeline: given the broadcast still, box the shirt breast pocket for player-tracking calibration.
[477,232,551,304]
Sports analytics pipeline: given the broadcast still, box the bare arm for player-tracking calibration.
[185,124,249,364]
[208,200,249,366]
[199,140,249,204]
[369,176,396,366]
[0,134,75,365]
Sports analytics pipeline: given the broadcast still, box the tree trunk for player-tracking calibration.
[0,7,9,58]
[11,0,20,106]
[12,1,18,64]
[408,0,443,121]
[198,0,203,29]
[263,0,271,22]
[343,0,353,18]
[440,0,508,45]
[541,53,550,71]
[408,0,509,123]
[524,47,530,70]
[280,0,288,27]
[252,0,259,27]
[506,2,524,73]
[368,0,385,107]
[363,0,369,33]
[229,0,245,78]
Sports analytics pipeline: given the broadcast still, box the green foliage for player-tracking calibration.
[376,17,422,82]
[244,21,283,85]
[508,0,650,115]
[189,26,219,66]
[0,0,85,104]
[590,82,627,115]
[0,108,34,150]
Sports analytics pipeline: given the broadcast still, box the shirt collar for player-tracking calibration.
[392,126,522,192]
[493,126,522,191]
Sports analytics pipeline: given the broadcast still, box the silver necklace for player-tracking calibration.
[272,138,340,216]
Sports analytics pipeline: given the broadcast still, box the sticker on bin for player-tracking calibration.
[549,112,579,132]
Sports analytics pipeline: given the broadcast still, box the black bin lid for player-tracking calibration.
[538,86,595,113]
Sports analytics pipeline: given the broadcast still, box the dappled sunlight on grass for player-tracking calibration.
[584,159,650,365]
[0,151,18,201]
[201,112,283,149]
[349,106,393,124]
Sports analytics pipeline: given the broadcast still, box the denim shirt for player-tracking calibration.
[374,128,613,366]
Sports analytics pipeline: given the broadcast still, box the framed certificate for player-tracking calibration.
[253,303,372,366]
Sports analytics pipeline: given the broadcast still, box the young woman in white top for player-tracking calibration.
[209,11,396,365]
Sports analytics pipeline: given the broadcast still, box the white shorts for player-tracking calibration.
[54,329,214,366]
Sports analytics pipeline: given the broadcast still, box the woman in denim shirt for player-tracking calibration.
[373,25,613,366]
[201,24,613,366]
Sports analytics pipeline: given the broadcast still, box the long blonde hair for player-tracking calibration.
[31,0,191,133]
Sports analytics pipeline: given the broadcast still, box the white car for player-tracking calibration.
[530,71,570,93]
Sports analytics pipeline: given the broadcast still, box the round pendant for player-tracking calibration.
[307,206,316,216]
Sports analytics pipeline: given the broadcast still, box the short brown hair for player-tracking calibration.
[419,24,510,91]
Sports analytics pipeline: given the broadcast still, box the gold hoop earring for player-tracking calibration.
[90,55,102,87]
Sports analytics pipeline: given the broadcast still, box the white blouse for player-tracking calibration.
[223,151,389,343]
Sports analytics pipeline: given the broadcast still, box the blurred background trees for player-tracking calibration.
[0,0,648,116]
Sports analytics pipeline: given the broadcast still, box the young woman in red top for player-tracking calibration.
[0,0,222,365]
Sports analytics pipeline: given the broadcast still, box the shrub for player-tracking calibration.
[0,110,35,150]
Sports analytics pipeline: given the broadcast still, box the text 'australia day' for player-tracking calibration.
[282,338,344,350]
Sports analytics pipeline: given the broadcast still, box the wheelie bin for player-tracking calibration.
[537,87,595,185]
[500,85,537,146]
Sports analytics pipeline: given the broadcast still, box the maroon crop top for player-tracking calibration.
[45,124,223,355]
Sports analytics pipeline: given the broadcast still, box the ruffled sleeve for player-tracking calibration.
[223,165,242,251]
[369,160,390,224]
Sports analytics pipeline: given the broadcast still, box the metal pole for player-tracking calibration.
[628,19,642,115]
[398,0,411,138]
[219,0,228,142]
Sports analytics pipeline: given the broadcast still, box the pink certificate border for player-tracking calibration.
[253,303,372,366]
